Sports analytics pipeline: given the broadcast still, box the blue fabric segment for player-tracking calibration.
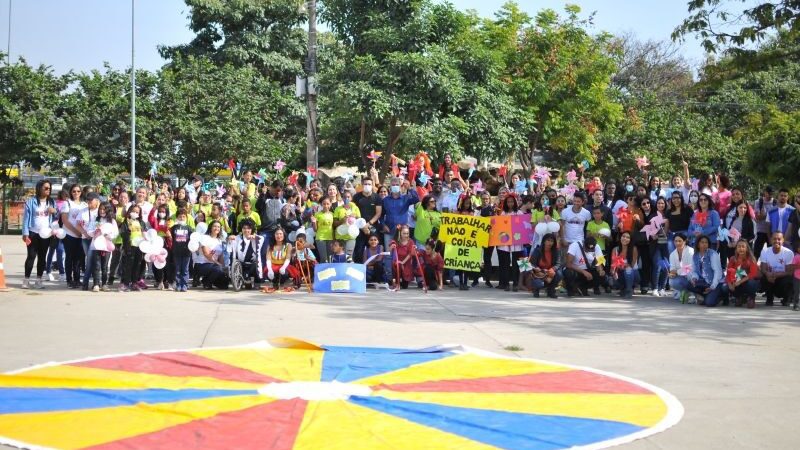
[349,395,644,450]
[0,388,257,414]
[320,346,454,383]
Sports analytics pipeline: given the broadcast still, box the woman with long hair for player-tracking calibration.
[669,233,694,303]
[21,180,58,289]
[722,201,755,268]
[61,183,87,288]
[610,231,639,298]
[194,220,228,290]
[44,187,69,283]
[525,233,561,298]
[650,197,670,296]
[689,193,721,247]
[722,239,760,308]
[687,235,724,306]
[118,204,148,292]
[264,227,298,293]
[496,194,524,292]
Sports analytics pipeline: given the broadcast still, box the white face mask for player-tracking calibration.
[689,196,699,203]
[391,185,401,194]
[362,185,373,194]
[176,220,186,226]
[158,212,166,218]
[130,213,139,220]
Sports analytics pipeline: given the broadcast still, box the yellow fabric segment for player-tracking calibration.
[0,365,262,390]
[0,395,272,450]
[268,337,324,351]
[371,391,668,428]
[193,347,323,382]
[354,353,569,387]
[292,400,498,450]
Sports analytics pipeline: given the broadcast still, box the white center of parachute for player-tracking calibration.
[257,381,373,401]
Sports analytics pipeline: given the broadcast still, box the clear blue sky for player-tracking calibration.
[0,0,717,74]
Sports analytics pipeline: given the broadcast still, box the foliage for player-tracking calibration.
[738,106,800,186]
[484,4,623,170]
[0,56,69,183]
[157,56,304,180]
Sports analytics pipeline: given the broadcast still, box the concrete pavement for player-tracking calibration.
[0,235,798,449]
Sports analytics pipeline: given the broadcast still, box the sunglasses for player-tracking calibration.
[72,190,81,193]
[699,198,709,202]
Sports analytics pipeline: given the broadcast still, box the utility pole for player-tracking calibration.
[6,0,11,64]
[130,0,136,189]
[305,0,318,171]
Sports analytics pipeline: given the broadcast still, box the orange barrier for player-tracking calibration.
[0,247,7,290]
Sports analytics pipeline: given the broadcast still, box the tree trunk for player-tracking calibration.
[358,115,369,170]
[379,116,406,183]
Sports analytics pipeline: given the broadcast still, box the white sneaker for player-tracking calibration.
[653,290,661,297]
[34,278,45,289]
[47,272,56,282]
[92,285,100,292]
[21,279,31,289]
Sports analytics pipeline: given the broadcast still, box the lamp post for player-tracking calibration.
[130,0,136,188]
[6,0,11,65]
[305,0,318,171]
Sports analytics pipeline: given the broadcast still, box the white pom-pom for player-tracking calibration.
[188,240,200,252]
[153,259,167,269]
[145,228,159,242]
[150,236,164,251]
[55,229,66,240]
[138,241,154,254]
[534,223,548,236]
[355,218,367,229]
[38,228,53,239]
[195,222,208,235]
[599,228,612,238]
[189,232,201,243]
[546,222,560,234]
[336,224,349,236]
[92,236,108,251]
[348,225,359,239]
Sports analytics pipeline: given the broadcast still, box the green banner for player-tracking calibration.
[443,244,482,272]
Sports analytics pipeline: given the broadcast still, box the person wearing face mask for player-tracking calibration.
[170,209,193,292]
[687,190,701,211]
[439,178,462,213]
[149,203,175,290]
[352,176,383,263]
[118,205,149,292]
[76,192,102,291]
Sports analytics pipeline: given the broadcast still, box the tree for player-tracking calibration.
[156,55,304,180]
[318,0,524,173]
[611,33,694,99]
[59,66,162,182]
[739,107,800,186]
[0,56,69,182]
[485,4,623,170]
[673,0,800,72]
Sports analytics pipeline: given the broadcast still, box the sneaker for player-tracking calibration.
[47,272,56,282]
[653,289,661,297]
[92,285,100,292]
[101,285,110,292]
[34,278,45,289]
[21,279,31,289]
[485,281,494,288]
[471,280,479,288]
[157,282,165,290]
[131,284,142,292]
[118,284,130,292]
[137,280,148,290]
[58,273,65,282]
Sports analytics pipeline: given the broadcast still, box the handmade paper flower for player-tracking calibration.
[517,258,532,272]
[679,263,692,276]
[642,222,660,240]
[498,165,507,177]
[611,254,626,271]
[693,211,708,226]
[595,254,606,266]
[690,178,699,191]
[274,160,286,172]
[287,171,299,186]
[534,166,550,180]
[728,227,741,242]
[566,170,578,183]
[515,180,527,194]
[735,267,747,280]
[717,227,729,242]
[228,159,236,172]
[635,156,650,170]
[471,179,483,192]
[419,173,431,186]
[217,185,227,198]
[367,150,382,161]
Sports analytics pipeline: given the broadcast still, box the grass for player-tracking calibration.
[503,345,524,352]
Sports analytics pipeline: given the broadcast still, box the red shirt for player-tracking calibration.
[725,257,760,285]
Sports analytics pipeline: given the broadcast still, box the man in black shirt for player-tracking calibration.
[352,177,383,263]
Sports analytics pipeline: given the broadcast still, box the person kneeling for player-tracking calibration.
[420,239,444,290]
[609,231,639,299]
[263,227,299,293]
[687,235,724,306]
[722,239,760,308]
[523,233,561,298]
[564,236,606,297]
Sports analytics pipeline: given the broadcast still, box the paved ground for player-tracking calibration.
[0,235,798,449]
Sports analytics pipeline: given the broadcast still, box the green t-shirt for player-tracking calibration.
[314,211,335,241]
[586,220,611,251]
[531,209,560,223]
[414,203,441,243]
[333,204,361,240]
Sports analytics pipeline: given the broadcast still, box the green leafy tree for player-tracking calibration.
[485,3,623,170]
[59,66,161,182]
[318,0,524,173]
[157,55,304,179]
[738,107,800,186]
[0,56,69,182]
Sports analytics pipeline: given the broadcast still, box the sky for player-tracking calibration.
[0,0,722,74]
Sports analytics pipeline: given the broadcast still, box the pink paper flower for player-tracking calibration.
[274,160,286,171]
[636,156,650,170]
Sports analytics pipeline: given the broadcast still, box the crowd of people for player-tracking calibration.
[19,154,800,309]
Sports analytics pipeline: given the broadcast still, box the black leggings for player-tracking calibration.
[153,251,175,284]
[25,234,52,278]
[121,248,144,285]
[497,250,523,287]
[63,235,84,284]
[108,248,122,284]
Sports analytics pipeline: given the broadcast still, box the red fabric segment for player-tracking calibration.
[86,399,308,450]
[376,370,652,395]
[71,352,281,384]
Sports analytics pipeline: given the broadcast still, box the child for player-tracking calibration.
[363,234,385,283]
[170,209,193,292]
[420,239,444,290]
[391,225,416,289]
[149,203,174,290]
[293,230,317,288]
[312,197,334,263]
[93,202,119,292]
[330,240,350,263]
[118,205,148,292]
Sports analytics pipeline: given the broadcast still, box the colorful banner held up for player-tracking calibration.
[438,213,491,248]
[443,245,482,272]
[489,214,533,246]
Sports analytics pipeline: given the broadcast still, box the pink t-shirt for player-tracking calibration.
[714,190,732,218]
[793,254,800,280]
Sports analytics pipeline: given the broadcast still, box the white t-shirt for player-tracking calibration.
[567,241,601,270]
[758,246,795,272]
[136,201,153,221]
[32,201,50,233]
[561,207,591,243]
[64,200,87,238]
[79,207,100,237]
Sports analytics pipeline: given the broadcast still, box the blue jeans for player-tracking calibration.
[688,283,725,307]
[46,239,64,274]
[721,279,759,300]
[383,234,395,275]
[81,239,98,288]
[651,244,669,290]
[531,271,562,291]
[258,231,273,266]
[671,275,690,293]
[612,268,640,293]
[174,255,191,289]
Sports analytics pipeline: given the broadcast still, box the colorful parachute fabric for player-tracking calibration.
[0,338,683,450]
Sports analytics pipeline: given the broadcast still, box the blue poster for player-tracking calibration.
[313,263,367,294]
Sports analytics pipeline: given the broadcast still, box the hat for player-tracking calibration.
[192,175,204,184]
[584,236,597,249]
